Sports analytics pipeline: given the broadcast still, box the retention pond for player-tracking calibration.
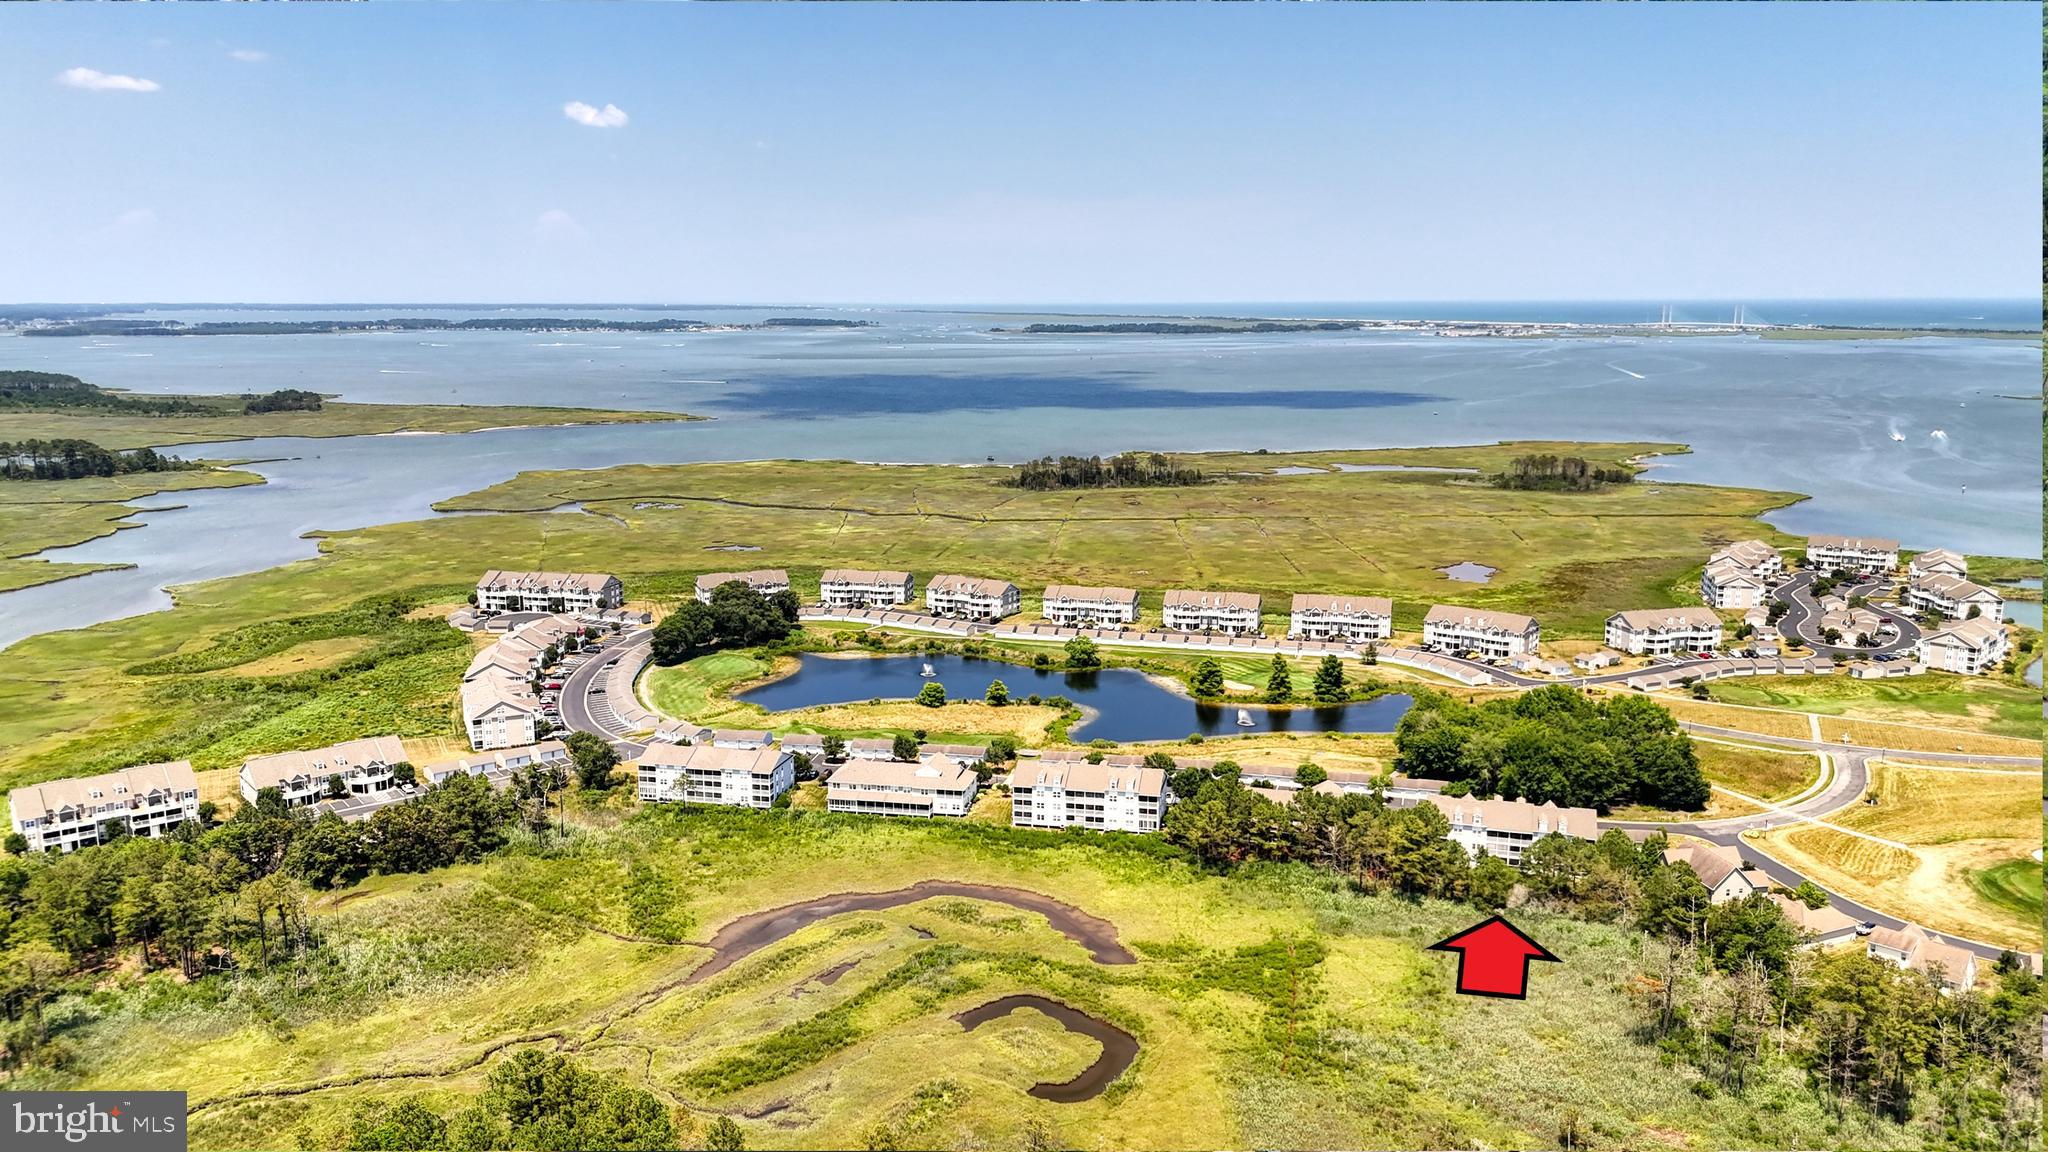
[736,653,1412,742]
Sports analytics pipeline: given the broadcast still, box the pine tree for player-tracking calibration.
[1311,654,1347,702]
[1264,654,1293,703]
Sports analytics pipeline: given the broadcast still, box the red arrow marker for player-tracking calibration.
[1428,915,1560,999]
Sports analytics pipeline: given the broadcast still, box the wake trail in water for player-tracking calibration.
[1606,363,1646,380]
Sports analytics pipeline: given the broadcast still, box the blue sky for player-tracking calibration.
[1,3,2037,304]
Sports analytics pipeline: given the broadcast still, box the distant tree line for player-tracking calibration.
[1393,685,1711,812]
[1009,321,1374,334]
[1005,452,1205,490]
[0,439,202,480]
[0,370,213,415]
[1488,453,1635,491]
[651,582,802,665]
[240,388,324,414]
[24,317,875,337]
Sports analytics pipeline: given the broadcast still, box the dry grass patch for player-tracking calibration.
[223,636,380,677]
[771,701,1062,743]
[1628,695,1814,740]
[1693,741,1820,803]
[1750,762,2039,950]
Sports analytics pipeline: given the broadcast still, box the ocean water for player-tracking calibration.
[0,302,2037,651]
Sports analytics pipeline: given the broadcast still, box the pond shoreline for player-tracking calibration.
[729,650,1414,743]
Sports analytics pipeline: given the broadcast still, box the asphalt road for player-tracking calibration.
[1605,734,2027,961]
[558,628,654,758]
[1772,570,1923,657]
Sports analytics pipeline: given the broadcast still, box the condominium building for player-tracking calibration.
[240,735,409,808]
[420,741,570,788]
[1709,539,1785,581]
[634,743,794,808]
[1604,607,1722,655]
[1421,605,1541,659]
[462,675,540,750]
[9,761,202,853]
[845,737,900,761]
[826,756,980,817]
[1700,560,1769,609]
[919,743,989,767]
[1914,617,2008,675]
[1903,575,2004,622]
[780,733,829,760]
[1867,923,1978,992]
[1423,794,1598,865]
[1161,589,1262,636]
[707,729,775,749]
[1907,548,1967,580]
[475,570,623,614]
[925,574,1022,622]
[818,568,915,610]
[1287,594,1393,642]
[1041,584,1141,628]
[1805,535,1899,576]
[694,569,790,603]
[1663,842,1764,903]
[1009,758,1169,833]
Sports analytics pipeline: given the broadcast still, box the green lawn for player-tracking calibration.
[640,650,778,724]
[18,811,1932,1152]
[1968,858,2044,922]
[1705,672,2040,740]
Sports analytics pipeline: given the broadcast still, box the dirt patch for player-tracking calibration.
[686,881,1136,985]
[954,994,1138,1103]
[225,636,376,677]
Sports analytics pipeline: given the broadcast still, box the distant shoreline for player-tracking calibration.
[12,316,877,338]
[993,318,2039,340]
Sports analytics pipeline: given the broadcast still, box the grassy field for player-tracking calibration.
[1968,858,2043,923]
[22,811,1929,1151]
[433,441,1804,638]
[1692,741,1821,802]
[1704,672,2040,742]
[0,467,265,591]
[0,399,698,450]
[1751,762,2040,951]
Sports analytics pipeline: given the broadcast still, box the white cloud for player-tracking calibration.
[563,101,628,129]
[57,67,161,93]
[534,209,585,240]
[228,49,269,63]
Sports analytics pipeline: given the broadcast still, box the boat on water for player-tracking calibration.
[1236,709,1255,727]
[920,662,937,678]
[1930,429,1947,438]
[1888,431,1905,442]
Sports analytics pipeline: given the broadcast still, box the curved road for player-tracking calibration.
[1772,570,1923,657]
[558,627,655,757]
[559,626,2030,961]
